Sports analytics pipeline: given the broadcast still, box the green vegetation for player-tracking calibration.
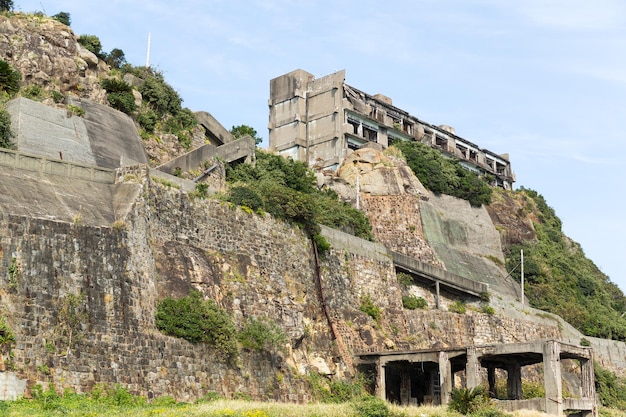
[504,187,626,341]
[595,365,626,409]
[226,149,373,242]
[238,317,286,352]
[231,124,263,145]
[359,294,381,322]
[0,0,13,12]
[155,290,237,359]
[0,59,21,96]
[402,295,427,310]
[397,272,414,287]
[67,104,84,117]
[78,34,105,59]
[0,61,18,148]
[56,293,87,356]
[0,104,13,149]
[448,387,489,415]
[0,316,15,347]
[0,392,469,417]
[124,66,197,148]
[101,78,136,114]
[392,141,492,207]
[306,372,368,403]
[51,11,70,26]
[448,300,466,314]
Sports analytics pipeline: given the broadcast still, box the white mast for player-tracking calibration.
[146,32,151,67]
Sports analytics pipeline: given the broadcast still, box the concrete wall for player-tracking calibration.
[7,97,148,170]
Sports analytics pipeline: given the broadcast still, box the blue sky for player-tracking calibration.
[16,0,626,291]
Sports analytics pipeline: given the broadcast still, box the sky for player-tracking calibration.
[15,0,626,291]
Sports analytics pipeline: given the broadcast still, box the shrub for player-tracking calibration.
[20,84,42,99]
[137,108,158,133]
[402,295,427,310]
[0,59,20,96]
[397,272,414,287]
[360,294,381,322]
[155,290,237,358]
[136,70,182,117]
[580,337,591,347]
[449,300,466,314]
[0,106,14,149]
[228,186,264,212]
[237,317,286,352]
[51,11,70,26]
[392,141,492,206]
[101,78,136,114]
[312,232,331,254]
[352,396,390,417]
[0,316,15,346]
[78,34,105,58]
[449,386,489,415]
[480,303,495,315]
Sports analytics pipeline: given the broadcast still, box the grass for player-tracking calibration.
[1,396,622,417]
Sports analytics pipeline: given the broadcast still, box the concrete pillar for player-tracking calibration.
[506,363,522,400]
[466,347,480,389]
[376,358,386,400]
[543,340,563,417]
[439,351,452,405]
[400,368,410,405]
[581,358,598,417]
[487,366,496,397]
[435,281,441,310]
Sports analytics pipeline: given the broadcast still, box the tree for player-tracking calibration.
[0,59,20,96]
[230,124,263,145]
[0,0,14,12]
[105,48,126,69]
[52,11,71,26]
[78,34,104,59]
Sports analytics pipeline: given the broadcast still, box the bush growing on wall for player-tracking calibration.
[100,78,136,114]
[155,291,237,358]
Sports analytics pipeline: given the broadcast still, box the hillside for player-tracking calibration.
[2,8,626,413]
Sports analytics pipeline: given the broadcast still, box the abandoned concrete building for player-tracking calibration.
[357,340,596,417]
[268,69,515,189]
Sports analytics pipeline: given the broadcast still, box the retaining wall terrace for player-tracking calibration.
[2,169,626,402]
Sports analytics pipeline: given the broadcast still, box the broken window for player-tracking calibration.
[363,125,378,142]
[347,118,360,136]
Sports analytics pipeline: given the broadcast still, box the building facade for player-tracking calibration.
[269,69,515,189]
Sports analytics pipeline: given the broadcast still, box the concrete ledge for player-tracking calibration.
[320,225,389,262]
[391,250,488,297]
[0,147,115,183]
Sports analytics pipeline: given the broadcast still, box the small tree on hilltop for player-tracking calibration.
[0,0,14,12]
[231,124,263,145]
[52,11,71,26]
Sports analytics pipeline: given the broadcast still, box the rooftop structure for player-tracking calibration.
[269,69,515,189]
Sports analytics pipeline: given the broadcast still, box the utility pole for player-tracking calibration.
[146,32,151,67]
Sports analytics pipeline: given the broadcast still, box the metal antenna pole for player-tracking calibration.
[146,32,151,67]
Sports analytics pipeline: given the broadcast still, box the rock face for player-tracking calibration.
[0,13,109,103]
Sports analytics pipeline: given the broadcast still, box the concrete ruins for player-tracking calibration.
[357,340,596,416]
[269,69,515,189]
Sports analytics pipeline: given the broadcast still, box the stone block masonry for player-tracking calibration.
[1,168,625,400]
